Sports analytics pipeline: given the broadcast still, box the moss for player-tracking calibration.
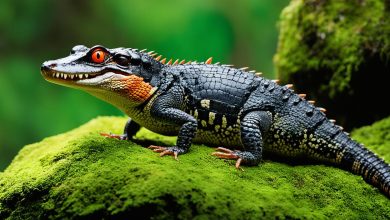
[274,0,390,130]
[0,116,389,219]
[351,116,390,162]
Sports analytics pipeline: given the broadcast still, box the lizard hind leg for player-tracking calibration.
[212,111,272,168]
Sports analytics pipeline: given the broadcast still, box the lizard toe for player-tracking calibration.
[100,132,128,140]
[148,145,183,160]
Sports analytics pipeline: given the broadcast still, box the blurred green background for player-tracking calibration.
[0,0,288,170]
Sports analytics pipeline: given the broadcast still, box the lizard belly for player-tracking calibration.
[193,127,242,148]
[186,106,243,148]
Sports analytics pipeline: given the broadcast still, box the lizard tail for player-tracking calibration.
[338,135,390,197]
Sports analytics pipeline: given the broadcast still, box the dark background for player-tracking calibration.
[0,0,289,170]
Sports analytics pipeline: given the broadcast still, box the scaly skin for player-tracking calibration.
[41,45,390,198]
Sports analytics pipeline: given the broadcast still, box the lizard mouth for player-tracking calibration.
[40,63,103,82]
[40,66,130,90]
[40,64,130,83]
[42,70,100,81]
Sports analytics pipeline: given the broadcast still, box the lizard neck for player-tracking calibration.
[84,80,158,117]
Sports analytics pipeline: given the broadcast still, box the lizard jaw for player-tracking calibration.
[40,64,128,88]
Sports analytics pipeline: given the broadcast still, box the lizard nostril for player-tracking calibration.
[41,62,57,72]
[41,64,49,71]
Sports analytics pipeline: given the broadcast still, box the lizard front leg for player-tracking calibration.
[101,118,140,140]
[148,93,198,159]
[213,111,272,168]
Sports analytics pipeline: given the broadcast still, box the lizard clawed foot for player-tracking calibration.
[212,147,244,170]
[148,145,179,160]
[100,132,128,140]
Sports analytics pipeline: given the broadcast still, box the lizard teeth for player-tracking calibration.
[51,72,95,80]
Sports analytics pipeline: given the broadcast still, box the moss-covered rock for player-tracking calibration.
[0,116,389,219]
[274,0,390,130]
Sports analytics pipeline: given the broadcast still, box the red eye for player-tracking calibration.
[91,49,106,63]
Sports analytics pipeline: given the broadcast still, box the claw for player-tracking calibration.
[235,158,244,171]
[100,132,127,140]
[160,150,174,157]
[212,147,239,159]
[153,148,165,153]
[148,145,166,153]
[148,145,179,160]
[215,147,234,154]
[148,145,157,149]
[174,152,178,160]
[211,152,239,159]
[148,145,164,150]
[213,147,244,171]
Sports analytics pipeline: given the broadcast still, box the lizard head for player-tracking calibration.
[41,45,162,107]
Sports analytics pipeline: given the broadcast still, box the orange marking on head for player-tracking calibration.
[122,75,154,102]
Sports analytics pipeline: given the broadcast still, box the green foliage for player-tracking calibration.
[0,0,289,170]
[273,0,390,129]
[0,117,389,219]
[275,0,389,95]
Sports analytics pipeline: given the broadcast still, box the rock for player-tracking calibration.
[274,0,390,130]
[0,116,389,219]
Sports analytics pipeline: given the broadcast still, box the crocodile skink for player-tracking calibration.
[41,45,390,197]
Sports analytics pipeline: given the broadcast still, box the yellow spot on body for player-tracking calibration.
[200,99,211,109]
[194,109,198,118]
[222,115,228,128]
[208,112,216,125]
[215,125,220,132]
[364,168,369,179]
[201,120,207,127]
[352,161,361,173]
[372,173,379,185]
[149,87,157,95]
